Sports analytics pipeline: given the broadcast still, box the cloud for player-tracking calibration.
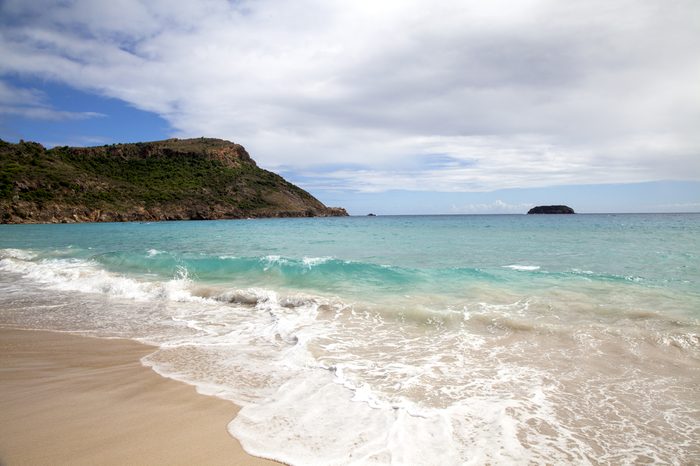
[450,200,534,214]
[652,201,700,212]
[0,80,44,106]
[0,80,105,121]
[0,105,104,121]
[1,0,698,192]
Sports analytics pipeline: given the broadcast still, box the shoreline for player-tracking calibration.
[0,328,281,465]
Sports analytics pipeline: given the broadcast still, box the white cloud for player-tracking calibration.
[1,0,698,191]
[0,80,44,106]
[651,201,700,212]
[0,106,104,120]
[0,80,105,121]
[450,200,534,214]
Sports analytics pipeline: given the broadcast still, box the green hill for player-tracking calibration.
[0,138,347,223]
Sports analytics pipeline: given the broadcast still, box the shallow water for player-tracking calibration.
[1,214,698,465]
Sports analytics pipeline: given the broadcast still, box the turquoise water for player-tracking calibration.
[2,214,698,301]
[1,214,699,464]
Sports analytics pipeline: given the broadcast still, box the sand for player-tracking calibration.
[0,328,281,466]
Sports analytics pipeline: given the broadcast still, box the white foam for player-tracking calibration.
[147,248,164,257]
[263,254,283,263]
[0,248,37,260]
[503,264,540,271]
[228,362,582,465]
[302,256,331,267]
[215,289,266,305]
[0,253,194,303]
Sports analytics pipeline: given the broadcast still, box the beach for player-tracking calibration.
[0,328,280,466]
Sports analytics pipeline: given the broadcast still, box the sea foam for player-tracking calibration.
[502,264,540,271]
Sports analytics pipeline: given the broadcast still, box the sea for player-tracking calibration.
[0,214,698,465]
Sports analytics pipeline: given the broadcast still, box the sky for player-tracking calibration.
[1,0,699,214]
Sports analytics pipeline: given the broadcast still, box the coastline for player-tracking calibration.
[0,328,281,466]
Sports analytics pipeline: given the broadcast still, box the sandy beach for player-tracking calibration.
[0,328,281,466]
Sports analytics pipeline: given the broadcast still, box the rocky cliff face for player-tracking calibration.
[0,138,347,223]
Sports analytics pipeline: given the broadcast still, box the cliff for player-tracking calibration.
[0,138,347,223]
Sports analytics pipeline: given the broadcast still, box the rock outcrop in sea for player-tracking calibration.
[527,205,575,214]
[0,138,347,223]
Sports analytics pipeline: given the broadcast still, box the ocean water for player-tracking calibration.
[0,214,698,465]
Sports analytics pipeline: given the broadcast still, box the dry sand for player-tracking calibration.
[0,328,281,465]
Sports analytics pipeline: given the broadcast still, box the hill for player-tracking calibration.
[0,138,347,223]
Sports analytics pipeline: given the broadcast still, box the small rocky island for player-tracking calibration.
[0,138,347,223]
[527,205,575,214]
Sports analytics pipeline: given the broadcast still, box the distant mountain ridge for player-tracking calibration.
[0,138,347,223]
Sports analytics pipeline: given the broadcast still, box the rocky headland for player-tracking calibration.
[0,138,347,223]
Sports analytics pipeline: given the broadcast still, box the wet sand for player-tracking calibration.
[0,328,281,465]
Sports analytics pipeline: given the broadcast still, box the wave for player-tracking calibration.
[3,248,696,352]
[84,250,502,296]
[0,248,37,260]
[567,268,645,283]
[4,247,662,301]
[0,255,193,303]
[502,264,540,271]
[497,263,652,286]
[1,248,691,326]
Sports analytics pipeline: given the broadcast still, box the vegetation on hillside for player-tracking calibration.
[0,138,346,223]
